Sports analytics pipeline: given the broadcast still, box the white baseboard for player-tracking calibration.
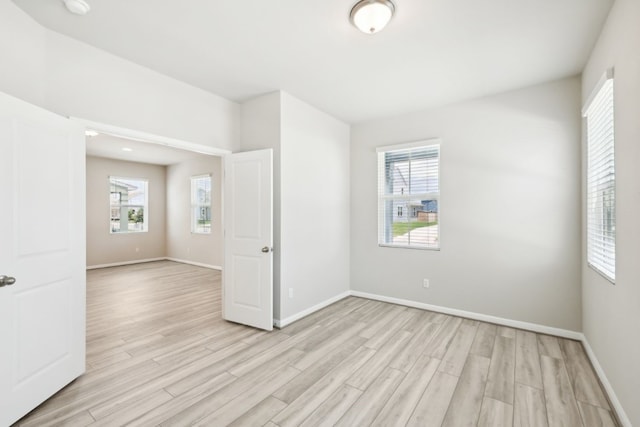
[273,288,583,339]
[87,257,222,271]
[349,290,583,340]
[274,291,351,328]
[86,257,166,270]
[165,257,222,271]
[580,337,632,427]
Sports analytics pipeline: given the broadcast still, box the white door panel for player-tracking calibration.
[223,149,273,331]
[15,123,72,255]
[232,256,264,310]
[0,92,86,426]
[232,159,263,238]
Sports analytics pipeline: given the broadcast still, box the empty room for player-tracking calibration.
[0,0,638,426]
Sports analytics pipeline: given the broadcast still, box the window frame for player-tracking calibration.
[108,176,149,234]
[377,139,441,250]
[190,174,212,234]
[583,68,615,283]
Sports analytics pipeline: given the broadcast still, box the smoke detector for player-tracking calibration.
[63,0,91,15]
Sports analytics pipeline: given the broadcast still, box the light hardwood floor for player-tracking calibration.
[15,261,618,426]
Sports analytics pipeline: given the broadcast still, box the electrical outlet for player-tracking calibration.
[135,247,140,253]
[289,288,294,298]
[423,278,430,288]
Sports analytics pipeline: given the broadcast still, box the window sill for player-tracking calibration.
[587,262,615,285]
[378,244,440,251]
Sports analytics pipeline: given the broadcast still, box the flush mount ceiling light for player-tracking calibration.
[63,0,91,16]
[350,0,395,34]
[122,147,133,152]
[85,130,99,137]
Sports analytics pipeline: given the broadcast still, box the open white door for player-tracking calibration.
[223,149,273,331]
[0,93,86,426]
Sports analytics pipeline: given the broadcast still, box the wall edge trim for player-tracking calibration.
[87,257,222,271]
[86,258,166,270]
[349,290,583,339]
[273,291,351,328]
[580,335,632,427]
[165,257,222,270]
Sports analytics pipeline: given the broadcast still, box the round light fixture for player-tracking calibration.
[63,0,91,16]
[350,0,395,34]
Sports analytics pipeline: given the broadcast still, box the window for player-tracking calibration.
[191,174,212,234]
[109,177,148,233]
[584,70,615,282]
[378,141,440,249]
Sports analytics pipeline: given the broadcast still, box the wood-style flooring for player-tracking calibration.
[15,261,618,426]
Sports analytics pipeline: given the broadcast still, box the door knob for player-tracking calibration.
[261,246,272,253]
[0,275,16,287]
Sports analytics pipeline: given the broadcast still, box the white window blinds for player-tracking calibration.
[584,73,615,282]
[191,174,212,234]
[377,141,440,249]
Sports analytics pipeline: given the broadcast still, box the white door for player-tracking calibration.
[0,92,86,426]
[223,149,273,331]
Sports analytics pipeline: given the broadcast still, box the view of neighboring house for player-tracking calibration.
[109,177,147,233]
[382,146,440,247]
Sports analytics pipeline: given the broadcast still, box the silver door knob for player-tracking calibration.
[261,246,271,253]
[0,275,16,287]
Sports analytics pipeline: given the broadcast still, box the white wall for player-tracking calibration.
[240,92,283,319]
[166,155,223,268]
[240,91,351,322]
[0,2,240,152]
[86,156,167,267]
[581,0,640,424]
[0,1,46,107]
[351,77,582,331]
[280,93,351,320]
[44,31,240,152]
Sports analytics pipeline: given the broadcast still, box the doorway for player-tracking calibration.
[84,130,224,271]
[82,120,275,331]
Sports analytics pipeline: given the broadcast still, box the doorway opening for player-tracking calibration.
[81,119,227,271]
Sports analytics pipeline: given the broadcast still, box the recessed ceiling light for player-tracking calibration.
[350,0,395,34]
[122,147,133,152]
[63,0,91,16]
[85,130,99,137]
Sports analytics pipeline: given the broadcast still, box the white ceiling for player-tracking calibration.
[86,133,212,165]
[13,0,613,123]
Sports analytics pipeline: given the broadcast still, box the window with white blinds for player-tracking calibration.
[584,72,615,282]
[377,141,440,249]
[191,174,212,234]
